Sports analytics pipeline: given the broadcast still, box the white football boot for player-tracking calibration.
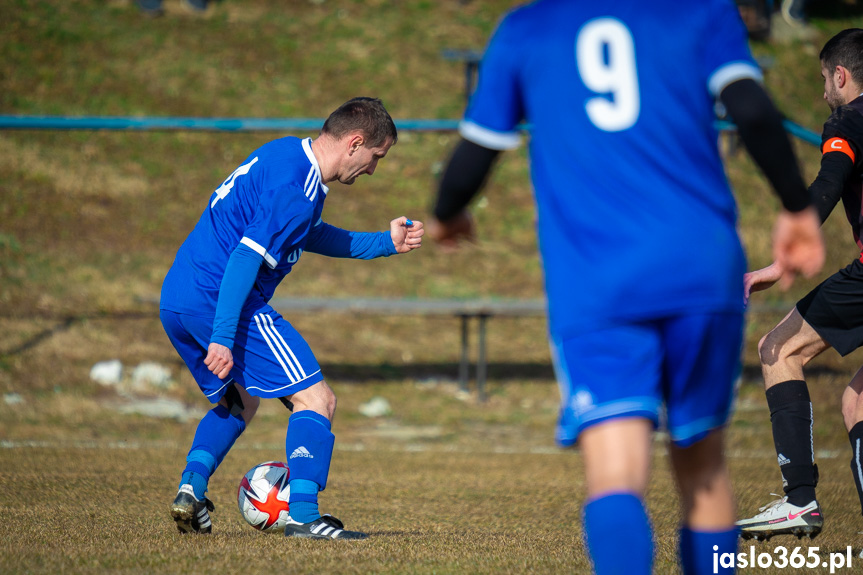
[736,494,823,541]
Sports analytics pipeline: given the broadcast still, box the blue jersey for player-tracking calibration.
[160,135,396,400]
[463,0,761,338]
[161,137,329,318]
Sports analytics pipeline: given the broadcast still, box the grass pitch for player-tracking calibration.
[3,372,863,574]
[1,443,589,575]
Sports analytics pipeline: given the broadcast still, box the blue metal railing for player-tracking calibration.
[715,118,821,147]
[0,115,821,147]
[0,116,459,132]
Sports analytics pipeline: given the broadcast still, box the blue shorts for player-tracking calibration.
[160,306,324,403]
[552,312,743,448]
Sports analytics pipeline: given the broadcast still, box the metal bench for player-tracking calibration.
[268,297,547,402]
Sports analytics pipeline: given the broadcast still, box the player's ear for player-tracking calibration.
[836,66,848,89]
[347,133,364,155]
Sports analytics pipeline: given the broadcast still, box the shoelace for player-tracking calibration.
[753,494,788,518]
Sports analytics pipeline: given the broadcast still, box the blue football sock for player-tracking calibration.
[288,479,321,523]
[285,410,334,523]
[179,404,247,499]
[584,492,653,575]
[680,526,739,575]
[180,470,210,500]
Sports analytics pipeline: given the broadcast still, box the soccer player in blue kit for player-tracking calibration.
[160,97,424,540]
[429,2,824,573]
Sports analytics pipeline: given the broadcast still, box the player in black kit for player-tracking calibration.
[738,29,863,543]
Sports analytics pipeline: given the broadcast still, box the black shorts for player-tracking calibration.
[796,257,863,357]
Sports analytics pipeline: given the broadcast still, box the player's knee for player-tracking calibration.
[580,418,652,496]
[290,380,336,421]
[759,328,800,369]
[319,384,337,420]
[588,469,647,497]
[854,395,863,429]
[841,393,863,430]
[328,392,337,419]
[675,453,728,495]
[757,332,769,358]
[311,380,336,419]
[758,329,783,365]
[670,431,726,480]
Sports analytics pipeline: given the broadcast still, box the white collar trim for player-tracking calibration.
[302,137,329,196]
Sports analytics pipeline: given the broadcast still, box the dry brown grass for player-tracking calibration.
[2,377,863,575]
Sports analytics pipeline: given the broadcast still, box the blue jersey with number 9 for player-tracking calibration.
[463,0,761,338]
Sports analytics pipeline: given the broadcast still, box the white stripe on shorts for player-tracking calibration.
[254,313,301,382]
[262,313,308,379]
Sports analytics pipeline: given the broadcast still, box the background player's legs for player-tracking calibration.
[841,366,863,516]
[579,417,653,575]
[284,380,337,524]
[670,430,738,575]
[737,308,829,539]
[758,308,829,506]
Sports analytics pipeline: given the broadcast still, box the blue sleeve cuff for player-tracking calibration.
[211,243,263,348]
[382,231,398,256]
[356,230,397,258]
[306,222,397,259]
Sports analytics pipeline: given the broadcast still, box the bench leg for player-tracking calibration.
[465,62,479,100]
[477,314,488,402]
[459,314,470,392]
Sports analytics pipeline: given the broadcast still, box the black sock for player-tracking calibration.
[766,380,818,506]
[849,421,863,516]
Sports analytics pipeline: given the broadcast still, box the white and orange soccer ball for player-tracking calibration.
[237,461,291,532]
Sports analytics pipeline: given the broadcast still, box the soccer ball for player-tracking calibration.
[237,461,291,532]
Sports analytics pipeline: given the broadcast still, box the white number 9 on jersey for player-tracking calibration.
[576,18,640,132]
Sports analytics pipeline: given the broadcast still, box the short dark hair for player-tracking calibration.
[321,97,398,148]
[821,29,863,86]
